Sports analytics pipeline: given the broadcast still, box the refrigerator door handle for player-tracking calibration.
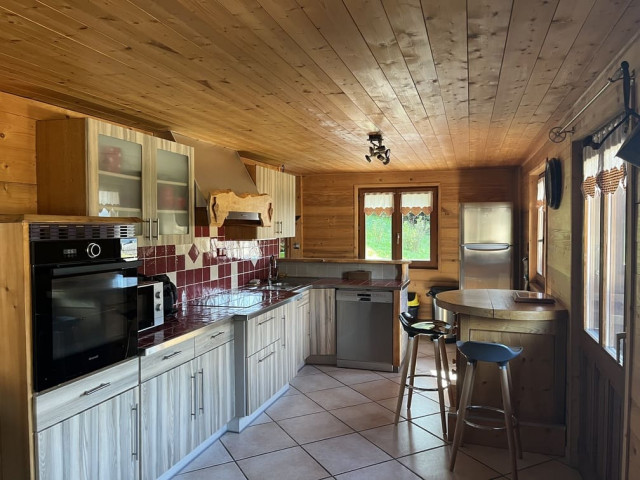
[463,243,511,251]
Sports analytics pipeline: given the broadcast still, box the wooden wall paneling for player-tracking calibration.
[381,0,454,165]
[342,0,442,169]
[0,222,33,480]
[501,0,596,159]
[466,0,511,167]
[521,0,640,162]
[483,0,559,163]
[422,0,470,165]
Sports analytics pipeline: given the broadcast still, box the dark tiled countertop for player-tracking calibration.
[138,277,408,353]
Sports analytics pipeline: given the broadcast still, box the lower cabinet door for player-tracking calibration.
[36,387,139,480]
[140,362,195,480]
[246,341,283,413]
[195,340,235,445]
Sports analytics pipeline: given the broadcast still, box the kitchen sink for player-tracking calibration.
[243,282,296,292]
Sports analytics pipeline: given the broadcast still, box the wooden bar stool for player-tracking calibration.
[449,340,523,479]
[394,312,455,436]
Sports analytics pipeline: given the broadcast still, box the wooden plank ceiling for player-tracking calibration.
[0,0,638,174]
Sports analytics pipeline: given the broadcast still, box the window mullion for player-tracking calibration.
[393,190,401,260]
[598,190,606,348]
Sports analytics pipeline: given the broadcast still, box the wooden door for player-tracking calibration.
[256,166,277,239]
[298,292,311,362]
[309,288,336,357]
[246,341,282,413]
[140,362,194,480]
[195,340,235,444]
[37,387,139,480]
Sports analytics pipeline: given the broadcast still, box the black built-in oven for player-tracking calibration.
[30,224,141,392]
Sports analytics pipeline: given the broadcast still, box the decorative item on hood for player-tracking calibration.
[208,190,273,228]
[365,133,390,165]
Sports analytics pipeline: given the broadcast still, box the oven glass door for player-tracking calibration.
[33,261,139,392]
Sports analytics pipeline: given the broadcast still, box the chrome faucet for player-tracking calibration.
[268,255,278,285]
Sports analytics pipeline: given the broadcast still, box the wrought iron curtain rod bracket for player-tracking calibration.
[549,61,637,144]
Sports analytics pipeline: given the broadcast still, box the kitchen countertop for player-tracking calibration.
[435,288,568,321]
[138,277,409,353]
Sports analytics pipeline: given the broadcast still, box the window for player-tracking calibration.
[533,173,546,286]
[358,187,438,268]
[582,120,627,364]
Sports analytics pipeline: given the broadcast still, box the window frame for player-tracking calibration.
[531,172,547,289]
[357,186,439,269]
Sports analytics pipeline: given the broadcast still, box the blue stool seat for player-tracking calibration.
[457,340,522,366]
[450,339,523,479]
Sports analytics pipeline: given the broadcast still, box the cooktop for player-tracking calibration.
[188,290,287,308]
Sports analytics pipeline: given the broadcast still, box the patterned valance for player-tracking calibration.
[582,115,627,198]
[363,191,434,216]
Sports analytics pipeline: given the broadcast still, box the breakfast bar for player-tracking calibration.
[435,289,569,455]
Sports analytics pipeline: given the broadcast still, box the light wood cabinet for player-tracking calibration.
[140,361,194,480]
[309,288,336,358]
[139,323,234,480]
[36,387,139,480]
[36,118,194,246]
[284,292,310,381]
[246,340,284,413]
[225,165,295,239]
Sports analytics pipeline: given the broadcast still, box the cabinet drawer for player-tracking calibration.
[246,341,283,414]
[140,337,195,382]
[34,358,138,432]
[195,320,234,357]
[246,308,283,357]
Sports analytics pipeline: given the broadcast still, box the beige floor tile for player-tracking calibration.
[330,402,396,431]
[303,433,391,475]
[460,444,553,475]
[326,369,385,385]
[398,445,502,479]
[517,459,583,479]
[237,446,329,480]
[290,372,344,393]
[179,440,233,473]
[266,392,324,420]
[278,411,354,444]
[306,386,372,410]
[297,365,324,376]
[314,364,342,373]
[360,420,445,457]
[335,459,422,480]
[174,461,247,479]
[377,391,442,420]
[221,422,296,460]
[351,378,404,401]
[283,386,302,396]
[410,413,450,440]
[250,412,273,425]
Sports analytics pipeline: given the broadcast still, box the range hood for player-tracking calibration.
[171,133,272,228]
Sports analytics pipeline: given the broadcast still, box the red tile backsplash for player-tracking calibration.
[139,237,280,304]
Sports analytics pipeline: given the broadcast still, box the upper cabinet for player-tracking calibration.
[225,164,295,240]
[36,118,194,246]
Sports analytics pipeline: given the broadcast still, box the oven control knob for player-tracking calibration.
[156,304,162,311]
[86,243,101,259]
[155,291,162,299]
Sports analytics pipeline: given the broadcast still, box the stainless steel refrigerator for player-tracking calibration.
[460,202,513,289]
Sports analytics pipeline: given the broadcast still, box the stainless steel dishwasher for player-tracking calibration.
[336,289,394,372]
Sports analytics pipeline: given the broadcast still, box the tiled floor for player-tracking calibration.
[173,342,583,480]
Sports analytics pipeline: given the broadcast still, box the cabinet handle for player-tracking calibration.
[282,315,286,348]
[198,368,205,413]
[131,403,139,459]
[258,316,275,326]
[258,351,275,363]
[145,218,152,240]
[152,218,159,239]
[162,350,182,360]
[190,374,197,418]
[82,382,111,396]
[210,331,224,339]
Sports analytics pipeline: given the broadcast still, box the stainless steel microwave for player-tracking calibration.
[137,281,164,331]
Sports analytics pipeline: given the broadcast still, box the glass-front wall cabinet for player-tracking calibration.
[155,147,191,238]
[97,134,144,236]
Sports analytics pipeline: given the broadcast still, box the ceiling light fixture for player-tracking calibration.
[365,133,390,165]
